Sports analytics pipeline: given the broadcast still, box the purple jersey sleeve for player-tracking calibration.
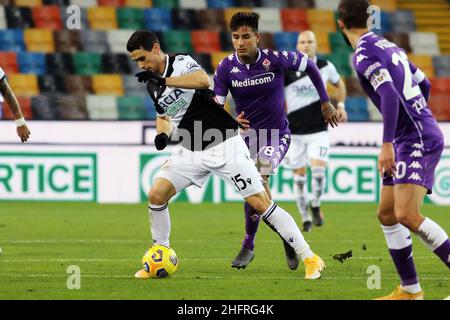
[213,58,230,105]
[274,50,308,73]
[355,56,399,143]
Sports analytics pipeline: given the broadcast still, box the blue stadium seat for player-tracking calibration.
[345,97,370,122]
[0,29,25,51]
[273,32,298,51]
[18,52,47,75]
[144,8,172,32]
[144,95,157,120]
[373,11,391,35]
[390,10,416,33]
[207,0,235,8]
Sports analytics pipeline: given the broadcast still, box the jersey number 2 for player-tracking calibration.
[391,51,421,101]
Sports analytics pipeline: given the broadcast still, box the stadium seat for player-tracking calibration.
[65,75,93,94]
[43,0,70,4]
[87,7,118,30]
[86,94,119,120]
[0,29,24,52]
[0,51,18,74]
[164,30,193,53]
[345,77,365,97]
[314,31,331,54]
[92,74,124,96]
[189,53,213,73]
[8,73,39,96]
[258,32,276,50]
[32,5,62,30]
[2,96,32,120]
[18,52,47,75]
[207,0,235,8]
[314,0,339,10]
[384,32,411,53]
[260,0,286,6]
[409,54,435,78]
[329,32,353,55]
[432,56,450,77]
[70,0,97,7]
[54,30,81,53]
[122,75,147,96]
[24,28,55,53]
[106,29,134,53]
[273,32,298,51]
[117,7,144,29]
[390,10,416,33]
[211,51,232,70]
[31,94,61,120]
[143,95,157,120]
[219,31,233,51]
[254,8,282,33]
[196,9,225,32]
[235,0,260,6]
[38,75,66,93]
[286,0,314,8]
[191,30,221,54]
[56,93,88,120]
[102,53,132,74]
[60,6,89,30]
[366,98,382,121]
[117,95,147,120]
[307,9,336,33]
[15,0,43,6]
[153,0,178,8]
[46,53,74,77]
[180,0,207,9]
[428,94,450,121]
[372,11,391,35]
[172,9,199,30]
[345,97,370,121]
[409,32,440,55]
[5,7,34,29]
[370,0,397,12]
[224,7,251,27]
[125,0,152,7]
[325,52,353,78]
[73,52,103,75]
[99,0,124,5]
[280,9,309,32]
[430,77,450,95]
[143,8,172,32]
[80,30,109,53]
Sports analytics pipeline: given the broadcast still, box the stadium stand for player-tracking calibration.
[0,0,449,121]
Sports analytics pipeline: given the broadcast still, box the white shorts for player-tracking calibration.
[156,135,265,198]
[283,131,330,169]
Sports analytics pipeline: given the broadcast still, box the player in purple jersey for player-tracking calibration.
[338,0,449,300]
[0,66,31,142]
[213,12,340,270]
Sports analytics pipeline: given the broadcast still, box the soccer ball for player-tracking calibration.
[142,245,178,279]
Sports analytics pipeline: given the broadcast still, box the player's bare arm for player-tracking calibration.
[0,77,31,143]
[154,116,172,150]
[333,78,348,122]
[165,70,210,89]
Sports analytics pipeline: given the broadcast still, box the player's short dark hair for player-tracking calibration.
[127,30,160,52]
[338,0,371,29]
[229,12,260,32]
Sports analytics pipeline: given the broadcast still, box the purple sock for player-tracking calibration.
[388,244,419,286]
[434,239,450,268]
[242,202,260,251]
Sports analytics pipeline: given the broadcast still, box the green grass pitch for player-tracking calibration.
[0,202,448,300]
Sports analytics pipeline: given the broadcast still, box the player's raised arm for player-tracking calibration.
[0,72,31,143]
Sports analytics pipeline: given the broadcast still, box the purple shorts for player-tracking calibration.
[241,130,291,176]
[383,138,444,194]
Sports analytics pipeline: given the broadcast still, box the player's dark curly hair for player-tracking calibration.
[229,12,260,32]
[338,0,371,29]
[127,30,160,52]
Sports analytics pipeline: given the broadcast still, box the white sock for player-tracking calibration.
[402,283,423,294]
[381,223,412,250]
[294,174,310,223]
[311,167,326,208]
[416,218,448,251]
[148,203,171,247]
[262,202,314,260]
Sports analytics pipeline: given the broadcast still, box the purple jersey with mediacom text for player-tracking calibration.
[213,48,309,172]
[354,32,444,192]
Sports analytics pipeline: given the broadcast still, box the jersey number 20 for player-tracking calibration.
[391,51,421,101]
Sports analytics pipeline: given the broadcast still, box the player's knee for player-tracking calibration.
[246,194,272,214]
[148,188,169,205]
[394,208,419,230]
[377,207,395,225]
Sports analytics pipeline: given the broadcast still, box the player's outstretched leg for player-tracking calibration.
[294,172,312,232]
[310,166,326,226]
[246,192,325,279]
[231,202,259,269]
[135,177,177,279]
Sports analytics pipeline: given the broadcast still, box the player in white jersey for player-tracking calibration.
[0,66,31,142]
[284,31,347,231]
[126,31,326,280]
